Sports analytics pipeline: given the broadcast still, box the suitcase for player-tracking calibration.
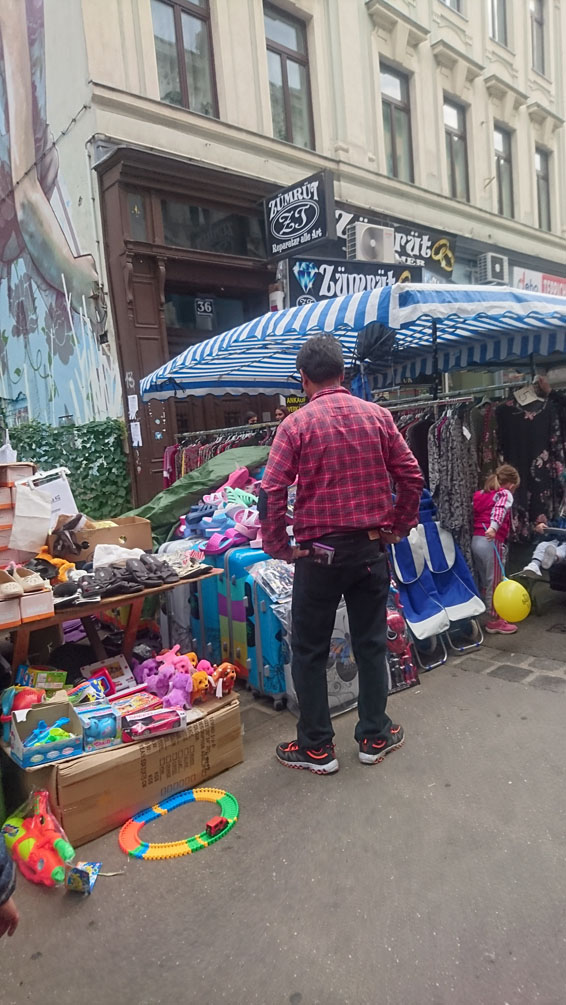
[246,578,287,709]
[159,538,221,662]
[218,547,271,677]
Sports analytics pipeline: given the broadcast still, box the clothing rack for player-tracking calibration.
[176,419,278,443]
[377,379,528,410]
[386,395,473,413]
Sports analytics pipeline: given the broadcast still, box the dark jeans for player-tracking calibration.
[291,533,392,748]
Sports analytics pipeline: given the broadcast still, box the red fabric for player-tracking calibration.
[260,387,424,559]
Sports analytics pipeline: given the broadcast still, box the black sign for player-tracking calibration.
[195,296,215,319]
[288,258,423,306]
[335,209,456,278]
[265,171,336,259]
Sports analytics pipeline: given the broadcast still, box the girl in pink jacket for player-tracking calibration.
[472,464,520,634]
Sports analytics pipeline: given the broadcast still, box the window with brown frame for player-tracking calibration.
[380,65,414,183]
[151,0,217,117]
[263,4,314,149]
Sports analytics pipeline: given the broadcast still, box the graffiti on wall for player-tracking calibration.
[0,0,121,425]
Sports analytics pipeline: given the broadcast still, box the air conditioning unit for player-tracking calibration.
[477,252,509,285]
[346,223,395,263]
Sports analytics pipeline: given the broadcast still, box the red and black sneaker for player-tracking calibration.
[275,740,339,775]
[358,724,405,765]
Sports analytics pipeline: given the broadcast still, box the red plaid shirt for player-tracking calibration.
[260,387,423,559]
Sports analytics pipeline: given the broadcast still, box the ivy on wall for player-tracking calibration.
[7,419,132,519]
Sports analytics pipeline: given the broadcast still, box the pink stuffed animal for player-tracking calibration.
[163,671,193,709]
[157,645,193,675]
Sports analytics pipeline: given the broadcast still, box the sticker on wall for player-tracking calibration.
[155,431,163,440]
[127,394,139,420]
[130,421,142,448]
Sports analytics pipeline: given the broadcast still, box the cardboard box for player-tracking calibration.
[48,516,153,563]
[6,695,242,846]
[10,701,83,768]
[20,589,54,624]
[0,462,35,487]
[81,654,137,692]
[0,487,12,509]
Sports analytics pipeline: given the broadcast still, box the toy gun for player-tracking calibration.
[1,790,75,886]
[23,717,70,747]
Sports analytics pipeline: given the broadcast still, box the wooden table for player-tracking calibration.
[10,569,221,673]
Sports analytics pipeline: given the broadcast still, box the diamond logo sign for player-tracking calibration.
[292,261,319,300]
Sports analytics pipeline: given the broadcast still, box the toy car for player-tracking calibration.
[206,816,228,838]
[121,709,184,743]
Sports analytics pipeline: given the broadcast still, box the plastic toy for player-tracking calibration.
[82,712,117,742]
[23,717,71,747]
[0,686,46,743]
[206,816,228,837]
[67,678,107,705]
[66,861,101,895]
[118,787,239,859]
[191,670,210,702]
[122,708,186,743]
[87,668,116,696]
[1,790,75,886]
[163,671,193,709]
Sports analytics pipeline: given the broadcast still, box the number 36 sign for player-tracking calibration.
[195,297,215,318]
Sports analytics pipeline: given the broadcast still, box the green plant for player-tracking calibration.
[7,419,132,519]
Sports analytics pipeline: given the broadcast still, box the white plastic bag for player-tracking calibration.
[9,483,52,552]
[0,429,16,463]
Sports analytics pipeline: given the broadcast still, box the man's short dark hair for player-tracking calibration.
[296,336,344,383]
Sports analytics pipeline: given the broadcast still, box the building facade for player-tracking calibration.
[2,0,566,502]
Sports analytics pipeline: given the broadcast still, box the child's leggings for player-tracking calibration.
[471,535,507,618]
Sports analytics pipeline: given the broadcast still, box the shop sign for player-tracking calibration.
[335,209,456,278]
[288,258,422,306]
[195,296,215,319]
[286,395,307,412]
[511,267,566,298]
[265,171,336,259]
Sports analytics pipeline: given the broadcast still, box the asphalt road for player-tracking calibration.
[4,659,566,1005]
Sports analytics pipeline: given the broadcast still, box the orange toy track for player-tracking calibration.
[118,787,238,860]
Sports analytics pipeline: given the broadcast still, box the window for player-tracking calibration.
[161,199,266,257]
[127,193,148,241]
[494,126,513,218]
[444,99,469,201]
[536,148,551,231]
[264,5,314,149]
[530,0,545,74]
[151,0,217,116]
[489,0,508,46]
[440,0,462,11]
[380,66,414,183]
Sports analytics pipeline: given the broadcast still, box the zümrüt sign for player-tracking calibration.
[265,171,336,259]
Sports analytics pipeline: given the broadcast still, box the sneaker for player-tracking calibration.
[275,740,338,775]
[485,618,518,635]
[358,724,405,765]
[541,544,557,570]
[521,561,542,578]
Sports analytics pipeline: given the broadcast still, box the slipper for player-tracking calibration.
[234,509,260,540]
[140,553,179,584]
[186,504,215,527]
[0,569,23,600]
[226,487,259,508]
[125,558,162,587]
[8,564,46,593]
[224,467,250,490]
[202,490,228,506]
[205,529,248,555]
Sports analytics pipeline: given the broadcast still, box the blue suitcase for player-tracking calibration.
[219,547,271,675]
[246,577,287,708]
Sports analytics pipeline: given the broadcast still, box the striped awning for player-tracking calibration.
[140,283,566,400]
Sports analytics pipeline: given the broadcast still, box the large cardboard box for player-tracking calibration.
[47,515,153,562]
[3,696,242,847]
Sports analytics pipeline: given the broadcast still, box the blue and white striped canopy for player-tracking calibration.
[140,283,566,400]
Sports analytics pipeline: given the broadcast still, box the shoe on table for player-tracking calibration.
[275,740,338,775]
[541,544,557,570]
[521,561,542,578]
[485,618,518,635]
[359,724,405,765]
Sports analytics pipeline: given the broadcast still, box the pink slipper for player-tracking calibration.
[205,529,248,555]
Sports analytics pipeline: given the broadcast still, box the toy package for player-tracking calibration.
[1,790,75,886]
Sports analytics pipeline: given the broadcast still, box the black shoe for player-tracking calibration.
[275,740,339,775]
[358,724,405,765]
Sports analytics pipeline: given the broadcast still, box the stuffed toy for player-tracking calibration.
[132,657,159,685]
[146,664,175,699]
[163,671,193,710]
[212,663,237,695]
[191,670,210,702]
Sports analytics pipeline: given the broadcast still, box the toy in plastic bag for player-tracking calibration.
[0,428,16,463]
[1,790,75,886]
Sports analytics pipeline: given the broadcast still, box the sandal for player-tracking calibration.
[8,564,46,593]
[225,487,259,508]
[204,529,248,555]
[124,558,162,588]
[139,554,179,584]
[0,569,23,600]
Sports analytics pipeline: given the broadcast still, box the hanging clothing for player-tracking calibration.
[428,412,477,567]
[470,402,498,482]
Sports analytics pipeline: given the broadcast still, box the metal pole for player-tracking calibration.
[432,319,439,401]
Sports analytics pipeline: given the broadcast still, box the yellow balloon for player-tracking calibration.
[493,579,531,623]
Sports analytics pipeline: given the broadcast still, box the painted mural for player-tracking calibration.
[0,0,121,425]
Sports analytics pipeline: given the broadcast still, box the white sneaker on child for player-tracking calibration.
[541,544,557,570]
[521,561,542,578]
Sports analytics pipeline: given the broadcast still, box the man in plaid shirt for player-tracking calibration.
[259,335,423,775]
